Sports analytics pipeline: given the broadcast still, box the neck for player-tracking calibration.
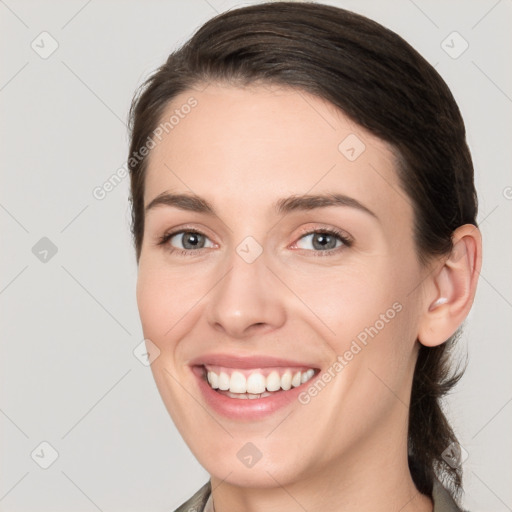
[209,408,433,512]
[210,456,432,512]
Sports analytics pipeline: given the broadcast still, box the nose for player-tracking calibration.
[205,248,287,339]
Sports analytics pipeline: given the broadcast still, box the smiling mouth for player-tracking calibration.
[199,364,319,400]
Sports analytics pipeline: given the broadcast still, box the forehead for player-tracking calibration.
[143,84,411,224]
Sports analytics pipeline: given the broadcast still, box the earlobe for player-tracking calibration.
[418,224,482,348]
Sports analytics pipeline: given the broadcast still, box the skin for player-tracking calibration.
[135,83,482,512]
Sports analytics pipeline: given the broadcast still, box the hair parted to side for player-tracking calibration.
[127,1,477,503]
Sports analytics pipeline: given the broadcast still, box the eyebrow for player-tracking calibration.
[145,191,378,220]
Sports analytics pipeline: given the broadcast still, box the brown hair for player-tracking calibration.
[127,1,477,502]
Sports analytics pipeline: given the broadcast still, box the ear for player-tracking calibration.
[417,224,482,347]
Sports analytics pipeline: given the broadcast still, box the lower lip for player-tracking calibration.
[191,366,314,421]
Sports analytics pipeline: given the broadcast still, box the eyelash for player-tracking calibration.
[156,227,353,257]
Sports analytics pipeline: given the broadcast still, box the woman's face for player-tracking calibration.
[136,84,428,487]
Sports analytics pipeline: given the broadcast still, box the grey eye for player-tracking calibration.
[169,231,214,250]
[296,232,343,251]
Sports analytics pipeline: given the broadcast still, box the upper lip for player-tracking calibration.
[188,353,319,369]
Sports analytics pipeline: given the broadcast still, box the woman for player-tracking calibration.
[127,2,482,511]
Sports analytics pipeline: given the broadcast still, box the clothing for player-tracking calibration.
[173,478,465,512]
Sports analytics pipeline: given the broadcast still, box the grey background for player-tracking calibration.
[1,0,511,510]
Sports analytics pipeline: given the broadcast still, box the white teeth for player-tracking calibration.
[246,373,266,394]
[281,370,292,391]
[301,369,314,383]
[205,367,316,395]
[207,371,219,389]
[218,371,230,391]
[230,371,247,393]
[222,390,273,400]
[266,371,281,392]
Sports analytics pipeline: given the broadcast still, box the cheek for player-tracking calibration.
[289,256,419,380]
[135,259,205,348]
[136,267,167,340]
[287,264,396,341]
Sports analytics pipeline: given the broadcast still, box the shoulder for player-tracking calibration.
[173,481,211,512]
[432,479,468,512]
